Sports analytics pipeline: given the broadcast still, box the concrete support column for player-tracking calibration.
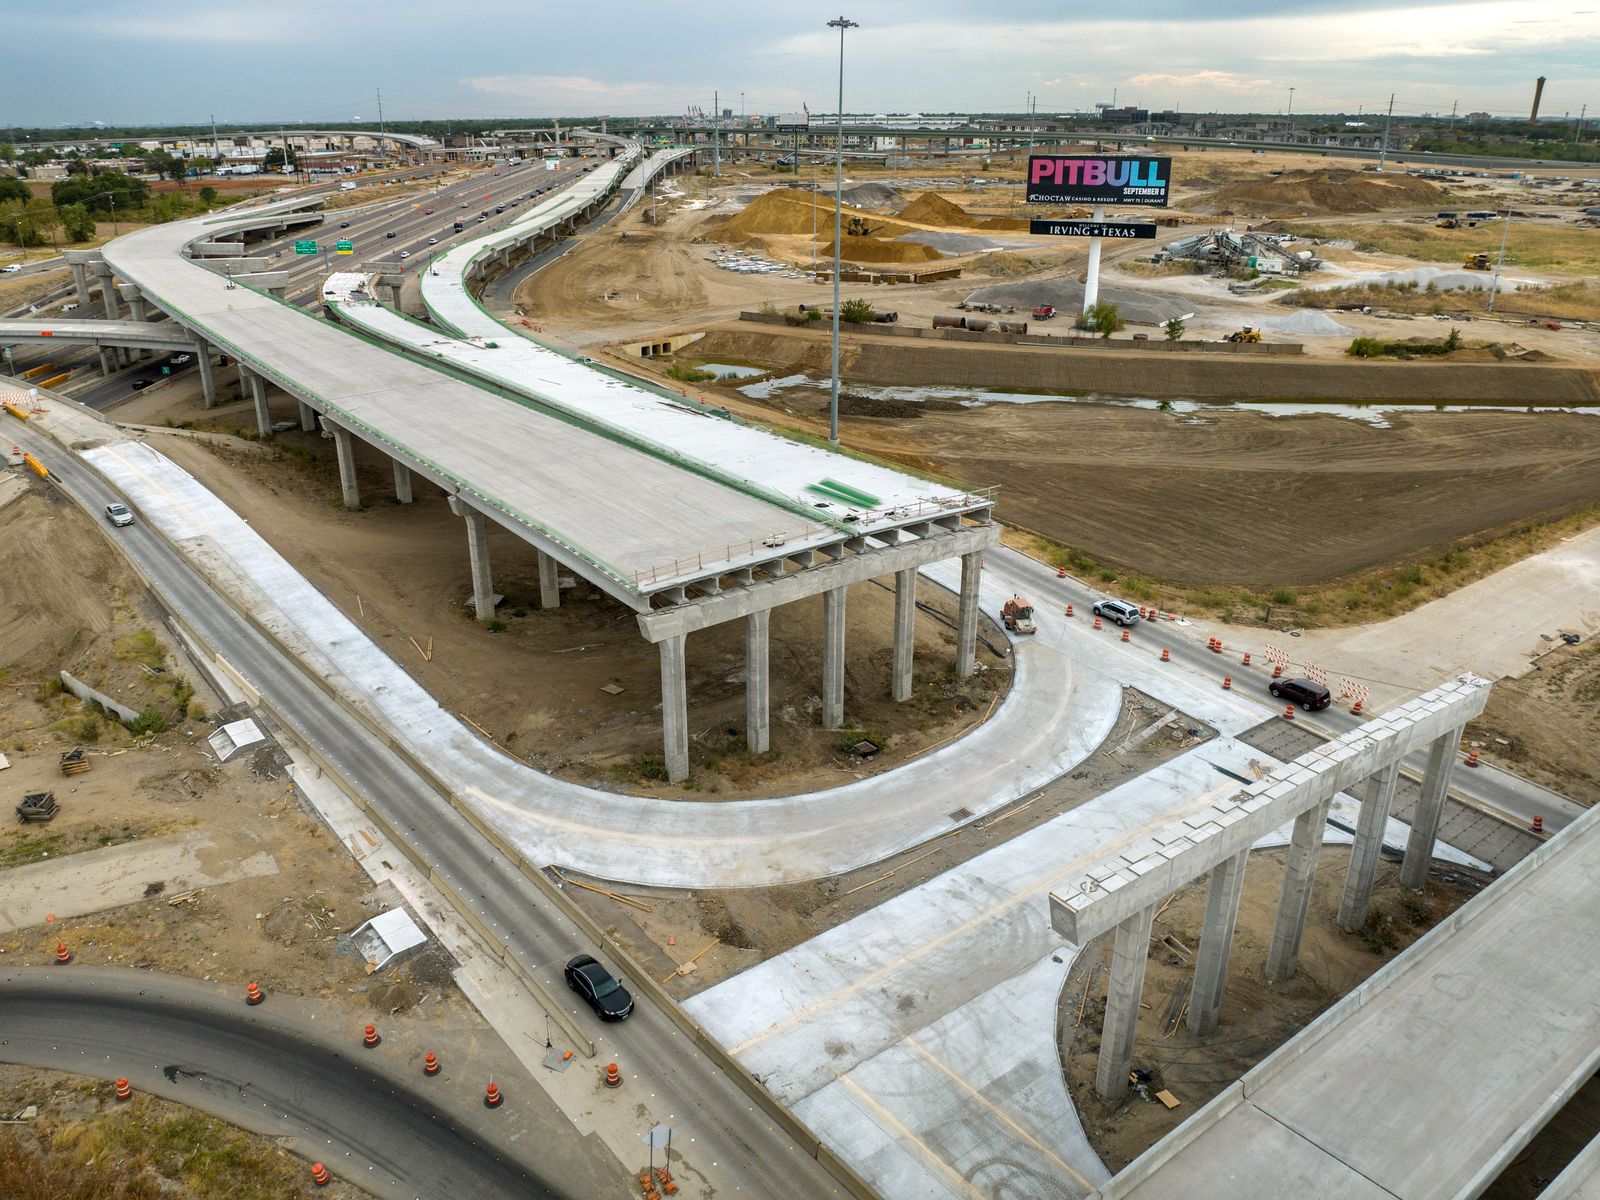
[98,273,122,320]
[1187,850,1249,1036]
[69,262,91,308]
[745,609,771,753]
[97,347,114,377]
[242,367,271,437]
[1095,904,1155,1099]
[1339,762,1401,932]
[1265,797,1334,983]
[892,567,916,702]
[456,505,494,621]
[822,584,847,730]
[330,425,360,510]
[955,551,981,679]
[659,634,689,783]
[1401,728,1463,891]
[392,460,413,504]
[127,293,148,323]
[537,551,560,610]
[193,343,217,408]
[298,401,317,432]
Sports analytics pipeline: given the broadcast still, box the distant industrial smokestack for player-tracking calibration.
[1530,76,1547,122]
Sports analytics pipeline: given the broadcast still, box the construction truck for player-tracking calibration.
[1031,305,1056,320]
[1463,253,1491,270]
[1226,326,1262,344]
[1001,595,1037,635]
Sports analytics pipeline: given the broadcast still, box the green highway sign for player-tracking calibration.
[294,240,318,255]
[335,240,354,255]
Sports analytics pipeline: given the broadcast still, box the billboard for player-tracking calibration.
[1027,155,1170,207]
[776,113,811,132]
[1029,220,1155,239]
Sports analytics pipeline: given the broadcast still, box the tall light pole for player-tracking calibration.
[826,14,857,445]
[1287,86,1295,135]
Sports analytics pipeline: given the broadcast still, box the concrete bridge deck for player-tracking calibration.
[1099,800,1600,1200]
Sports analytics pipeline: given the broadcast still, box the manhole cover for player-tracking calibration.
[948,807,973,822]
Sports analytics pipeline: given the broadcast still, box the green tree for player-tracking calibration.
[1443,326,1462,351]
[52,171,147,213]
[0,199,60,248]
[58,202,96,242]
[1083,300,1122,339]
[1162,315,1186,342]
[263,147,287,169]
[0,176,27,204]
[190,155,213,176]
[64,157,90,176]
[0,143,14,164]
[840,298,876,324]
[198,185,218,205]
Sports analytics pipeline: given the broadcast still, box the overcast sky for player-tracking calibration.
[7,0,1595,127]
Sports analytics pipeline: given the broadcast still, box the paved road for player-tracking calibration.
[992,549,1581,832]
[0,967,562,1200]
[8,418,847,1199]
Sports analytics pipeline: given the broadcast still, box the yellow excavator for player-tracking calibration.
[1463,253,1491,270]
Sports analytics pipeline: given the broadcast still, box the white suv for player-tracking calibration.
[1092,599,1141,626]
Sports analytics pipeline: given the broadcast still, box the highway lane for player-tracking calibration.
[0,968,563,1200]
[994,549,1580,832]
[9,418,847,1199]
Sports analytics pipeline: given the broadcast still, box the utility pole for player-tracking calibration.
[1487,196,1514,313]
[1576,104,1588,149]
[1377,93,1395,171]
[713,89,721,176]
[210,113,220,164]
[1449,99,1458,136]
[1287,86,1295,126]
[377,87,387,160]
[826,15,857,446]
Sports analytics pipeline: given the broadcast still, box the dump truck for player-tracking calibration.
[1463,253,1492,270]
[1031,305,1056,320]
[1226,326,1262,344]
[1001,595,1037,635]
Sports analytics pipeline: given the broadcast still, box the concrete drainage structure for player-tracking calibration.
[1049,673,1490,1099]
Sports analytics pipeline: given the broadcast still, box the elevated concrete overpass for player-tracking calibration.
[1095,796,1600,1199]
[325,133,996,780]
[65,136,995,780]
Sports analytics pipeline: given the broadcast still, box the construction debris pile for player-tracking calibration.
[1157,230,1323,277]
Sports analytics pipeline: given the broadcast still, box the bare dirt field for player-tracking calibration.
[556,690,1212,997]
[120,412,1009,798]
[1466,639,1600,803]
[0,473,459,1012]
[1063,845,1481,1171]
[636,331,1600,597]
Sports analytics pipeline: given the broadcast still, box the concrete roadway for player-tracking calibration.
[0,967,572,1200]
[989,548,1583,833]
[6,416,848,1200]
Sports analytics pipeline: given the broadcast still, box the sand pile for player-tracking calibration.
[895,192,975,227]
[1185,169,1446,217]
[824,236,945,264]
[719,189,914,239]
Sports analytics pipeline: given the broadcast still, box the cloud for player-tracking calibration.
[1129,70,1275,93]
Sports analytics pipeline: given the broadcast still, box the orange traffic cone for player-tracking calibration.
[310,1163,331,1187]
[1160,648,1169,662]
[485,1081,503,1108]
[605,1062,622,1088]
[54,943,71,965]
[245,981,264,1005]
[423,1052,440,1076]
[114,1078,132,1102]
[362,1023,380,1049]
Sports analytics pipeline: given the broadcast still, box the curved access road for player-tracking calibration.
[0,967,564,1200]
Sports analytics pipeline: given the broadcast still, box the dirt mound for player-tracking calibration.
[895,192,975,227]
[840,183,902,210]
[1187,169,1446,217]
[719,189,913,239]
[975,215,1032,231]
[823,236,944,264]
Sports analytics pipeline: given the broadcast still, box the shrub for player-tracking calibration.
[485,618,506,633]
[666,362,715,383]
[840,298,876,324]
[130,708,168,736]
[1269,587,1297,605]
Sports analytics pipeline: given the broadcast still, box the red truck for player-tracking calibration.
[1032,305,1056,320]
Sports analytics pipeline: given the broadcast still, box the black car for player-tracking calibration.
[1269,677,1332,711]
[385,231,397,239]
[564,954,633,1021]
[130,379,152,390]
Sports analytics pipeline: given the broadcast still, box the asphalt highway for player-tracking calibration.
[9,417,846,1199]
[0,968,561,1200]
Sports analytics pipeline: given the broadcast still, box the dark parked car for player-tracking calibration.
[1269,677,1332,711]
[385,231,397,239]
[130,379,152,390]
[564,954,633,1021]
